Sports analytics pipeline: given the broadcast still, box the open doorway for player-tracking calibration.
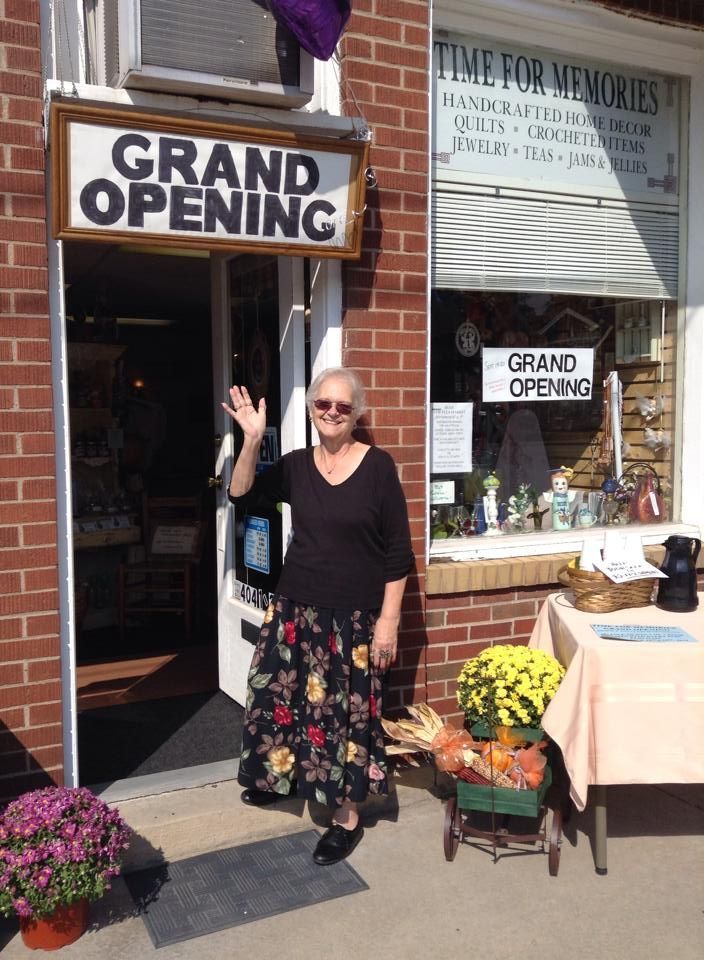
[63,241,243,785]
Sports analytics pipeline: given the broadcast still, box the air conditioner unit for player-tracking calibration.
[90,0,314,107]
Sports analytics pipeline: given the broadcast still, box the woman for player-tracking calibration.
[223,367,413,865]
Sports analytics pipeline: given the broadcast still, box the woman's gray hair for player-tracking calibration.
[305,367,367,419]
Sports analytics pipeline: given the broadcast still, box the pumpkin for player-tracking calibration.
[480,741,513,773]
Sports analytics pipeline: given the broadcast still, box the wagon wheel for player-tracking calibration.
[548,807,562,877]
[444,795,462,861]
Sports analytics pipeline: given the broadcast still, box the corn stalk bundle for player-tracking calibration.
[382,704,518,786]
[381,704,445,758]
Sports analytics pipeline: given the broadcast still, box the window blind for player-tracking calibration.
[432,189,679,299]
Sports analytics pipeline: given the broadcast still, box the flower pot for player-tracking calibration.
[19,900,89,951]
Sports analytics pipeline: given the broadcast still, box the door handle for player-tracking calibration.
[208,475,224,489]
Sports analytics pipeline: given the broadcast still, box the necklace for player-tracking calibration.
[319,443,351,475]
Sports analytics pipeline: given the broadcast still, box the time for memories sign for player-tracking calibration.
[51,103,369,258]
[433,33,679,204]
[482,348,594,402]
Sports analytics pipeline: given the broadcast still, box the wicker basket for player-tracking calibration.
[558,558,655,613]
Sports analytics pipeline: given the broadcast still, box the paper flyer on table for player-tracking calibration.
[591,625,697,643]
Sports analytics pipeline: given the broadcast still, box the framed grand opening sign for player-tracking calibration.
[50,102,369,258]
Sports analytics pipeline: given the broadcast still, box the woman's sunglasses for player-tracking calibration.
[313,398,354,416]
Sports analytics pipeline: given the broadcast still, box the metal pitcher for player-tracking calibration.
[656,536,701,613]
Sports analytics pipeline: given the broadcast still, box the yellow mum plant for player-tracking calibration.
[457,644,565,728]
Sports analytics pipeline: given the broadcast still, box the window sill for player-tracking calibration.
[426,521,700,595]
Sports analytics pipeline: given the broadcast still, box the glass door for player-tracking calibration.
[230,256,283,611]
[211,253,306,704]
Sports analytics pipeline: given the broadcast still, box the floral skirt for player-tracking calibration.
[237,596,389,808]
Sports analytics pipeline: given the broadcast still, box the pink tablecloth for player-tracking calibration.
[529,593,704,811]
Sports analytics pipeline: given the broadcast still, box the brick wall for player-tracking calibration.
[423,584,560,723]
[339,0,431,712]
[0,0,63,803]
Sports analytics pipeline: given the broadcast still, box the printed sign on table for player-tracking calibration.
[593,557,667,583]
[591,624,696,643]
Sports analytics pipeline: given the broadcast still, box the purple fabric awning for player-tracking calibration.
[267,0,352,61]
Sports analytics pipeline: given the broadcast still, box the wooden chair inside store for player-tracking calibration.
[118,495,204,644]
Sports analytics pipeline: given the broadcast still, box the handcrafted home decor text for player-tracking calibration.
[433,33,679,202]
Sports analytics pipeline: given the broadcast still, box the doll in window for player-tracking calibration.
[543,467,577,531]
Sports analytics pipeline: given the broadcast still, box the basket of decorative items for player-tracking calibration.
[382,644,566,875]
[558,557,656,613]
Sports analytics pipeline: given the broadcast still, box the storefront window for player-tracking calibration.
[429,290,677,544]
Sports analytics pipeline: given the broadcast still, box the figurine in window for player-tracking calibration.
[543,467,577,531]
[482,471,502,536]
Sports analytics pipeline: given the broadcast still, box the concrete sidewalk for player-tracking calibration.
[1,771,702,959]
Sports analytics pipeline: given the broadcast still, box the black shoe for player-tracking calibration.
[313,822,364,865]
[240,787,295,807]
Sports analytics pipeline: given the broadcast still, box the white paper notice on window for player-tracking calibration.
[431,403,472,473]
[430,480,456,505]
[593,557,668,583]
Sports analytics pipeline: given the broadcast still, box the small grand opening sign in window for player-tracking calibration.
[429,291,676,543]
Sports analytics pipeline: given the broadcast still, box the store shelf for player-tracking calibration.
[74,526,141,550]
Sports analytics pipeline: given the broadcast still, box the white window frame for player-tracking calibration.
[428,0,704,562]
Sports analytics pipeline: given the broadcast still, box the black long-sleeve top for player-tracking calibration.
[229,446,414,610]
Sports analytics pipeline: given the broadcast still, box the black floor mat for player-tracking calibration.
[125,831,368,948]
[78,691,243,784]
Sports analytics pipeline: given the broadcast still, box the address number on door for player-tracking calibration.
[235,579,274,611]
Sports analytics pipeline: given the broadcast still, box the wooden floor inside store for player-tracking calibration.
[77,645,218,711]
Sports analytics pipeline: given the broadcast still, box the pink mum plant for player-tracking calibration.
[0,786,130,920]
